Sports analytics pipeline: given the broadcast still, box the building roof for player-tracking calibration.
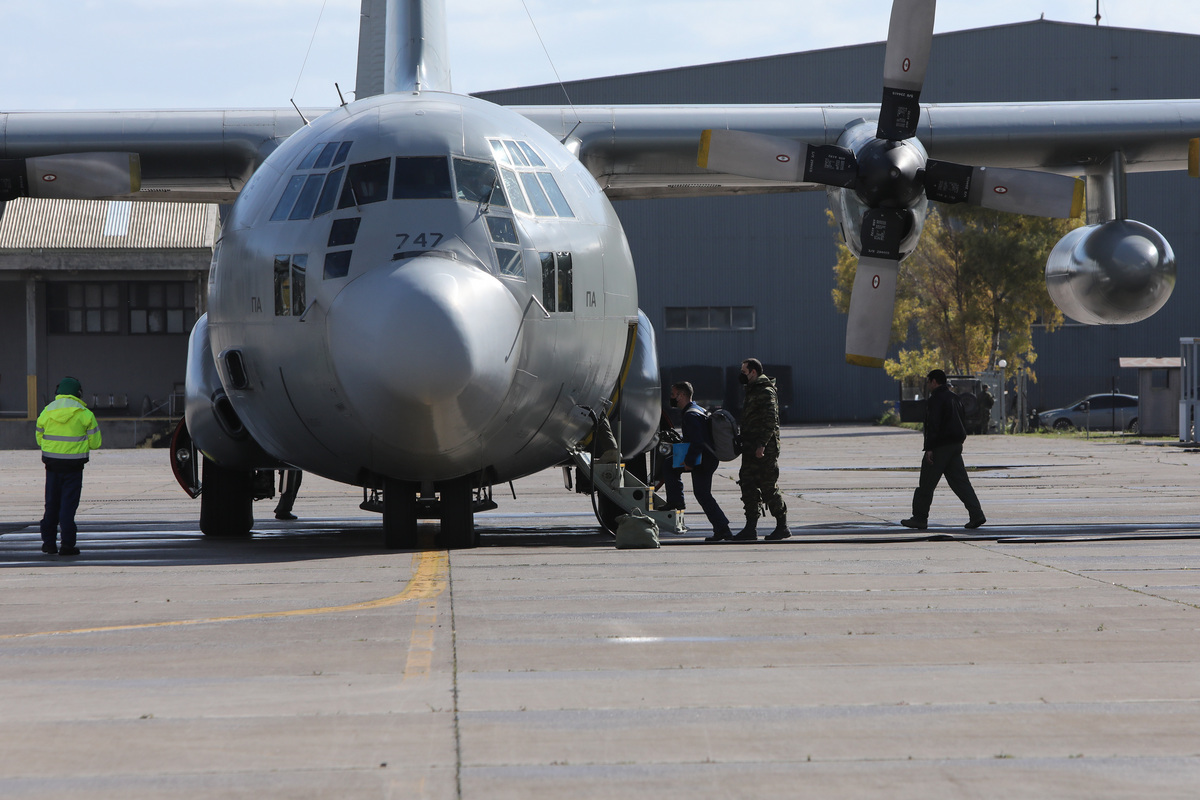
[0,198,218,250]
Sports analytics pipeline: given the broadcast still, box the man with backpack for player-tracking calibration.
[901,369,986,530]
[667,382,733,542]
[734,359,790,541]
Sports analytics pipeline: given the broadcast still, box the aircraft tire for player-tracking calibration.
[439,478,477,549]
[383,478,419,550]
[199,456,254,537]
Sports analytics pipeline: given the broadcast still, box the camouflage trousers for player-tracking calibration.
[738,455,787,521]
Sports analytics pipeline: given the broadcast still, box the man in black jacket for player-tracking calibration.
[901,370,986,530]
[668,382,732,542]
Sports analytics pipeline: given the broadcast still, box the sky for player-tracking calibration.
[3,0,1200,111]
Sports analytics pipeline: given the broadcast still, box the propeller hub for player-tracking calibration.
[855,138,926,209]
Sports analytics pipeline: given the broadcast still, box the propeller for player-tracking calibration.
[696,0,1084,367]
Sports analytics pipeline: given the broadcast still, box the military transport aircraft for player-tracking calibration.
[1,0,1196,548]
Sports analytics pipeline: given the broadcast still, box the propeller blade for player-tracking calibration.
[878,0,937,141]
[698,130,856,187]
[845,208,908,368]
[845,255,900,368]
[924,160,1085,218]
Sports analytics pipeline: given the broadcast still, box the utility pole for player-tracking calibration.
[1095,1,1102,25]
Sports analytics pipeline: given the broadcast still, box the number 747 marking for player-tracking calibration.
[395,232,444,248]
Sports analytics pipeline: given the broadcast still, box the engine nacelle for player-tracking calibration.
[1045,220,1176,325]
[184,313,283,470]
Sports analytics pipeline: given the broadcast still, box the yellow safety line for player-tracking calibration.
[0,549,449,640]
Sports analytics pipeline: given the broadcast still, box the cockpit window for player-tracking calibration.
[489,140,510,165]
[518,142,546,167]
[394,157,453,200]
[486,216,519,245]
[520,172,556,217]
[495,248,524,278]
[297,145,323,171]
[313,142,340,169]
[288,175,326,220]
[298,140,353,171]
[499,168,529,215]
[453,158,503,205]
[270,175,307,221]
[313,167,343,217]
[537,173,574,217]
[338,157,391,209]
[503,141,530,167]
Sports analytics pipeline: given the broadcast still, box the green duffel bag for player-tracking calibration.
[614,507,660,549]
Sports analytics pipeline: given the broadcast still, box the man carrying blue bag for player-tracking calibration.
[666,381,733,543]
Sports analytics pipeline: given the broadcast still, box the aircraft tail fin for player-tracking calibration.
[356,0,452,99]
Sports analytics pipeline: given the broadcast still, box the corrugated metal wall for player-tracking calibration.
[0,199,218,250]
[480,21,1200,420]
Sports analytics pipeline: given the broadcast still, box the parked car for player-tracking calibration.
[1037,393,1139,432]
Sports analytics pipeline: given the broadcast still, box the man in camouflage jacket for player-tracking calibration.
[733,358,790,541]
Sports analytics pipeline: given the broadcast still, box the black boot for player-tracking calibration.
[764,517,791,541]
[732,519,758,541]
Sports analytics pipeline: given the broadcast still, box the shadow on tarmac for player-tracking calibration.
[5,517,1200,569]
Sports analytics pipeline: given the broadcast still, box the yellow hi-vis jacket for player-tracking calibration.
[35,394,102,465]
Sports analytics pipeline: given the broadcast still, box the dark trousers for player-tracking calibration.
[274,469,303,515]
[41,469,84,550]
[663,461,685,509]
[688,456,730,535]
[911,443,983,521]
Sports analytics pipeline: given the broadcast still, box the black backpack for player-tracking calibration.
[706,407,743,462]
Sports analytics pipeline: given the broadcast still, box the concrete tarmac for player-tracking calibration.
[2,425,1200,798]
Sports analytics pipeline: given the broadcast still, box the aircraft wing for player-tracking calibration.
[511,100,1200,200]
[0,109,315,203]
[3,100,1197,203]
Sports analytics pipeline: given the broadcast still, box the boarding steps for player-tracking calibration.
[570,448,686,534]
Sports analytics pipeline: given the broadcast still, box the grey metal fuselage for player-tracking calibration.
[207,91,638,486]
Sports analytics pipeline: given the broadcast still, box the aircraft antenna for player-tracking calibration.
[518,0,581,128]
[290,0,332,107]
[290,99,311,126]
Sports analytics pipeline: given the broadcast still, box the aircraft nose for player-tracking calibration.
[328,254,524,462]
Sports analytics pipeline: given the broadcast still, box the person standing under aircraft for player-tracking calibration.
[35,377,102,556]
[901,369,986,530]
[668,382,733,542]
[274,469,302,521]
[733,359,790,542]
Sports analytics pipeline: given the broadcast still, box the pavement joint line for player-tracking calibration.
[964,540,1200,611]
[0,547,449,640]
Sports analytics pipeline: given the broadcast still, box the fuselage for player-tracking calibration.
[204,91,639,487]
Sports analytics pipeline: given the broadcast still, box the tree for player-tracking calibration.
[831,204,1082,380]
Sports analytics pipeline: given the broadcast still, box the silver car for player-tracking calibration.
[1037,393,1139,432]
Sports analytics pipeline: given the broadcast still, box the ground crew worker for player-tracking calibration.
[733,358,790,541]
[35,377,102,556]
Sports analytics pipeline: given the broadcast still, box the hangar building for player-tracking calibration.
[482,19,1200,421]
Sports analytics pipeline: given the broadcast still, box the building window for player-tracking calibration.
[664,306,756,331]
[129,281,197,334]
[47,282,121,334]
[47,281,197,335]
